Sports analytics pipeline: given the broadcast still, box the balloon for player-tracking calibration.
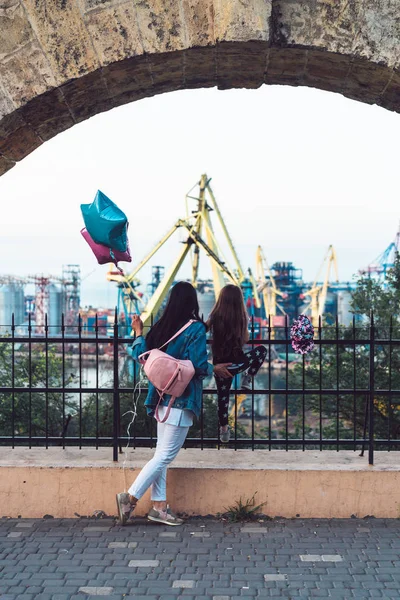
[81,190,128,252]
[290,315,315,355]
[81,228,132,265]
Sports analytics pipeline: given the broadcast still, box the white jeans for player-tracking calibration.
[128,420,189,502]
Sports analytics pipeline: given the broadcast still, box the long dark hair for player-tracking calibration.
[146,281,202,350]
[207,284,249,360]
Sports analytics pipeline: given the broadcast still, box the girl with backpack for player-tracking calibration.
[207,284,267,443]
[116,281,231,526]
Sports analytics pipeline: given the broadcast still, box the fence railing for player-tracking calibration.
[1,313,400,465]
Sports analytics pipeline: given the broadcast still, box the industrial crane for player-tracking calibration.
[255,245,286,321]
[359,225,400,283]
[303,245,339,327]
[107,174,250,331]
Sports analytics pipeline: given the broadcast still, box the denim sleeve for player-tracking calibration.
[187,325,214,378]
[126,335,147,363]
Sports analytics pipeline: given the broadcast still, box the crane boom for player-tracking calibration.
[303,245,339,326]
[206,177,245,283]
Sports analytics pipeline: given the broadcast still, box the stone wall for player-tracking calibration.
[0,0,399,176]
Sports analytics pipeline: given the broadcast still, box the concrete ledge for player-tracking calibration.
[1,449,399,519]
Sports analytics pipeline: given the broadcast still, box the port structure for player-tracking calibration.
[0,267,81,332]
[256,245,287,323]
[107,174,257,331]
[359,225,400,283]
[302,245,339,327]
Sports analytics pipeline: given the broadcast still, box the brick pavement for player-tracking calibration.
[0,516,399,599]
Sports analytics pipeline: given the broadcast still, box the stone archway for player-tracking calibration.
[0,0,399,176]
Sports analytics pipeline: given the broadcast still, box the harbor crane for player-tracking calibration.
[255,245,286,321]
[107,174,254,331]
[303,245,339,327]
[359,225,400,283]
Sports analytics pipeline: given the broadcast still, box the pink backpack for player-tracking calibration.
[138,321,196,423]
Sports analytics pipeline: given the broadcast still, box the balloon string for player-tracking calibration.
[121,369,147,493]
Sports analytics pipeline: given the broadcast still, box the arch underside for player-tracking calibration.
[0,42,399,177]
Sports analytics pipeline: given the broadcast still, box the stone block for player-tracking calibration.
[184,46,217,89]
[216,41,266,90]
[103,54,153,99]
[0,2,35,62]
[134,0,186,54]
[19,88,75,141]
[60,70,112,123]
[83,3,144,66]
[0,117,42,161]
[182,0,214,47]
[23,0,100,83]
[265,47,307,86]
[0,40,56,107]
[214,0,271,43]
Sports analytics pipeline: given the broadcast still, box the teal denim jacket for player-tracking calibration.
[127,320,213,420]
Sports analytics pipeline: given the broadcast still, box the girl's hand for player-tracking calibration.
[131,314,144,336]
[214,363,233,378]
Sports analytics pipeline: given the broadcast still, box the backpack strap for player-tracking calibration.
[158,319,195,350]
[154,393,176,423]
[138,319,196,364]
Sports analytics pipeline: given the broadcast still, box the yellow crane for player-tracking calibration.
[107,174,245,330]
[303,245,339,327]
[255,245,286,321]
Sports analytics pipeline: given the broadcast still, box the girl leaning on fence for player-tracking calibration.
[115,281,231,526]
[207,284,267,443]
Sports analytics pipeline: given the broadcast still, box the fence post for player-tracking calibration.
[113,308,120,462]
[368,312,375,466]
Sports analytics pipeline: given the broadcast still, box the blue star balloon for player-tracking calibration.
[81,190,128,253]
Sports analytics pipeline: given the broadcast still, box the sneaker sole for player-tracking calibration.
[116,494,129,526]
[147,514,183,526]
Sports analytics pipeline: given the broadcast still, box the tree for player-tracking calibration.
[289,254,400,446]
[0,340,78,442]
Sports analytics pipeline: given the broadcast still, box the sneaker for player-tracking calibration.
[116,492,135,526]
[148,505,183,526]
[220,426,230,443]
[241,373,253,390]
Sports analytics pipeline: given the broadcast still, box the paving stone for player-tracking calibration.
[7,532,23,538]
[128,560,159,567]
[78,587,114,596]
[1,518,400,599]
[172,580,196,588]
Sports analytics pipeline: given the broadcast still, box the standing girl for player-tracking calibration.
[116,281,231,526]
[207,284,267,443]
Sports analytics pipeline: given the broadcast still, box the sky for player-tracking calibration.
[0,84,399,308]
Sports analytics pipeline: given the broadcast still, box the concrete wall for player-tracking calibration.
[1,448,399,519]
[1,0,400,176]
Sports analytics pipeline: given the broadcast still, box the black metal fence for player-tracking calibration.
[1,313,400,465]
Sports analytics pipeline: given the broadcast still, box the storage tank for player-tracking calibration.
[0,284,25,332]
[48,284,63,333]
